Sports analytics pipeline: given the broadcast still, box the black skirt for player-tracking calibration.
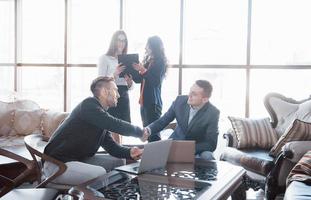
[107,85,131,122]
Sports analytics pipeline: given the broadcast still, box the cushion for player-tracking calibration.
[270,119,311,157]
[9,109,44,136]
[42,110,68,137]
[0,100,40,115]
[220,147,274,176]
[268,97,311,138]
[0,110,15,136]
[0,136,25,147]
[228,116,278,149]
[286,150,311,186]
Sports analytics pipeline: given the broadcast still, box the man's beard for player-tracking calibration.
[107,96,117,107]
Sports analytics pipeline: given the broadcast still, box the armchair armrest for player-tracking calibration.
[282,141,311,163]
[223,129,238,147]
[41,110,69,138]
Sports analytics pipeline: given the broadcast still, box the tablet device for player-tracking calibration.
[118,54,139,77]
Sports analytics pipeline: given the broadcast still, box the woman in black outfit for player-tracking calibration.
[133,36,168,142]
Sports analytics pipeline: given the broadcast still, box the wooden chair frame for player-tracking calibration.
[24,134,67,188]
[0,148,35,197]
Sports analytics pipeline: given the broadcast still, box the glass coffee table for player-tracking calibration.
[69,159,245,200]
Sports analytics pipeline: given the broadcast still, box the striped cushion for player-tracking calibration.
[270,119,311,157]
[228,116,278,149]
[286,150,311,186]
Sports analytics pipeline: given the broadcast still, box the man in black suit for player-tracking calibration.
[43,76,146,185]
[143,80,220,160]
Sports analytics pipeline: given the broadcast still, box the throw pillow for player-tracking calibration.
[10,109,44,136]
[42,110,68,138]
[0,110,15,136]
[269,119,311,157]
[228,116,278,149]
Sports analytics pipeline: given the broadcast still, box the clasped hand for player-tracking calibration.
[140,128,150,142]
[130,147,143,160]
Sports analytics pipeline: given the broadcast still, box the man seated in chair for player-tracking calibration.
[43,76,147,185]
[144,80,220,160]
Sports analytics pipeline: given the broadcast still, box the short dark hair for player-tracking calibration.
[195,80,213,98]
[90,76,114,97]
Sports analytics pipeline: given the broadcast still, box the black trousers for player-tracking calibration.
[140,104,162,142]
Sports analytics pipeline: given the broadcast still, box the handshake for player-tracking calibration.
[140,127,151,142]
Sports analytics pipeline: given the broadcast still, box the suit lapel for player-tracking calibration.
[183,105,190,131]
[186,102,209,134]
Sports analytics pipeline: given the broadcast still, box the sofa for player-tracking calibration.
[0,99,68,149]
[0,99,68,186]
[220,93,311,200]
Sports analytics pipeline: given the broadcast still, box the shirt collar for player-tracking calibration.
[190,103,205,111]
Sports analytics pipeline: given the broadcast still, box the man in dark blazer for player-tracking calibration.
[144,80,220,160]
[43,76,146,185]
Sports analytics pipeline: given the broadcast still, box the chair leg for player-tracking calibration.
[231,182,247,200]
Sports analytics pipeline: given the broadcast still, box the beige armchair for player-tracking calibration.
[220,93,311,200]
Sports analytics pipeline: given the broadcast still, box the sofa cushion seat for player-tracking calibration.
[221,147,274,176]
[285,181,311,200]
[0,136,25,148]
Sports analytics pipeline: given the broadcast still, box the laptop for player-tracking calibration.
[115,139,173,174]
[167,140,195,163]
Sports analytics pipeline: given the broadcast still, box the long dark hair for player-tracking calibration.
[143,36,168,73]
[106,30,128,56]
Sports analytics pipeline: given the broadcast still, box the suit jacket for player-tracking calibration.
[132,59,166,107]
[148,95,220,154]
[44,97,143,163]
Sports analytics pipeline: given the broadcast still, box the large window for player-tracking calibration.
[68,0,119,64]
[183,0,248,64]
[0,67,14,101]
[67,67,97,110]
[20,0,64,63]
[2,0,311,145]
[18,67,64,111]
[0,0,14,63]
[123,0,180,64]
[0,0,14,101]
[251,0,311,65]
[250,69,311,117]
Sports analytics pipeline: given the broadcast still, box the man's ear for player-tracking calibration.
[202,96,209,104]
[100,87,108,97]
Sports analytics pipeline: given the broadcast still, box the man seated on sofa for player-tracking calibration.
[43,76,147,185]
[143,80,220,160]
[285,150,311,200]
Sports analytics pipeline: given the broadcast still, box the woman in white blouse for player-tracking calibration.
[97,30,133,143]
